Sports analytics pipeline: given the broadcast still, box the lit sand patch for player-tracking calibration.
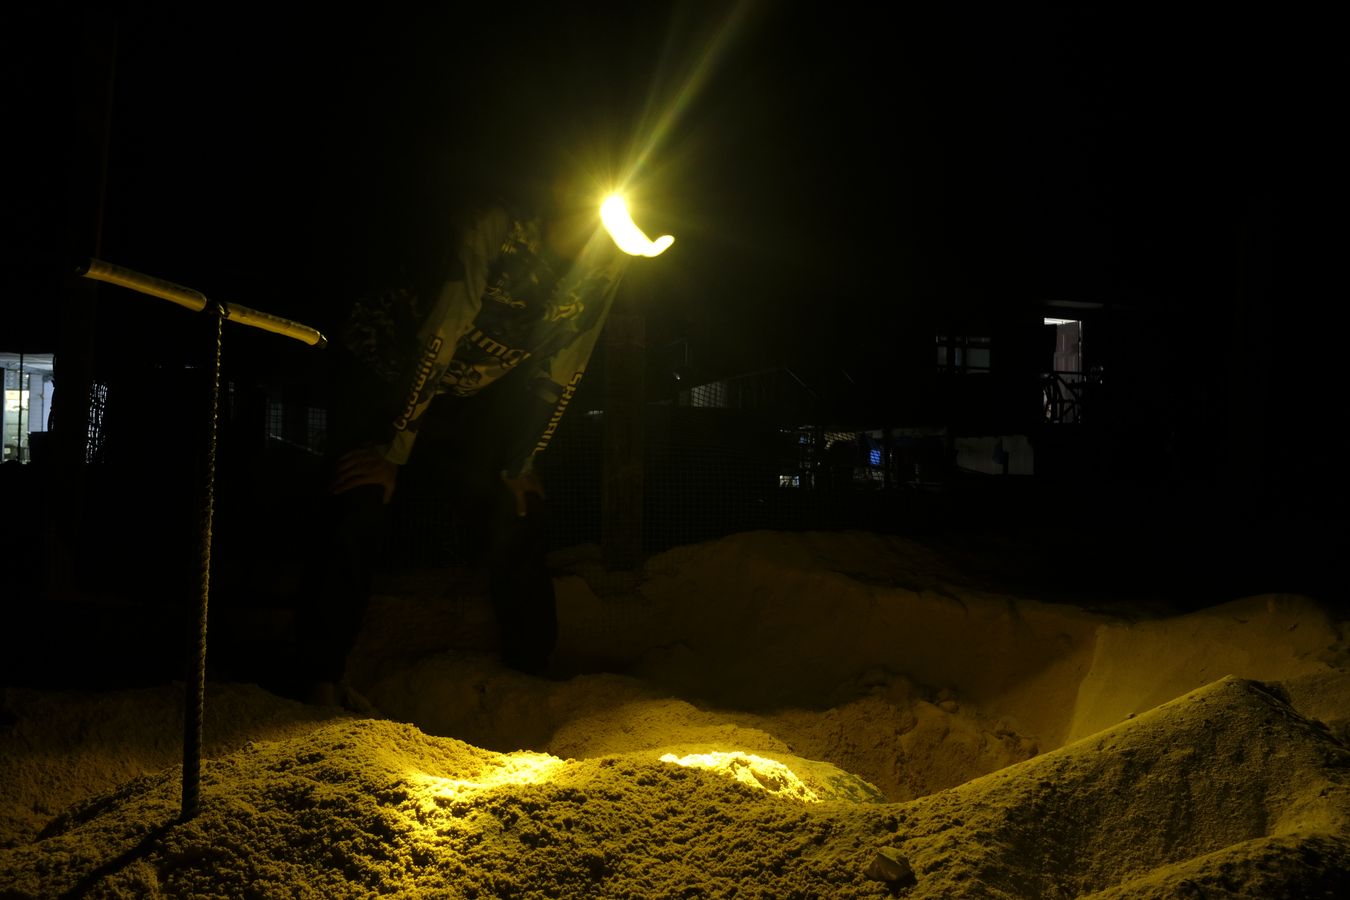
[659,751,821,802]
[409,751,565,809]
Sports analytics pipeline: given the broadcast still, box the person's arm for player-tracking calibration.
[500,283,622,483]
[330,207,508,502]
[378,206,508,465]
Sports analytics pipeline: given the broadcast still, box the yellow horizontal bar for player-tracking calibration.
[224,304,326,348]
[79,258,207,312]
[77,258,327,348]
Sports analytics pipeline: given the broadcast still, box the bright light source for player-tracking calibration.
[601,195,675,257]
[1044,318,1078,326]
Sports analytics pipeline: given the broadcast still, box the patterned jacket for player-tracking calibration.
[341,203,627,476]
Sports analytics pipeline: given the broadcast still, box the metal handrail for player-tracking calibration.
[1042,370,1091,424]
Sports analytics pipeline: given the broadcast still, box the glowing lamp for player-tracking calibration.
[600,194,675,257]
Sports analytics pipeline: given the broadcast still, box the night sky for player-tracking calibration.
[6,3,1337,381]
[1,3,1345,614]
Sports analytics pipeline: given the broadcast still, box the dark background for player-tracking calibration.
[9,4,1336,366]
[2,3,1345,629]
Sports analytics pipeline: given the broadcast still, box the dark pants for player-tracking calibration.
[292,350,557,682]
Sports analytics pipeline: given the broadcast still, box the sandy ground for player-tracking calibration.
[2,529,1348,897]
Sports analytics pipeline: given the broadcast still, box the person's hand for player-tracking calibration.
[331,448,398,504]
[501,470,546,517]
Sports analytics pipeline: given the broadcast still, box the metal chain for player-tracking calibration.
[182,302,224,820]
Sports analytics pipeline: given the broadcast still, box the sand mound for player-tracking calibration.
[891,676,1350,897]
[2,530,1347,896]
[0,683,343,849]
[2,677,1346,898]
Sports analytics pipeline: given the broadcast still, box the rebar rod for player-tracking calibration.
[181,301,223,820]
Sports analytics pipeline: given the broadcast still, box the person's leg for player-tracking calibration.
[288,348,393,695]
[487,487,558,674]
[292,484,386,686]
[452,468,557,674]
[419,396,558,675]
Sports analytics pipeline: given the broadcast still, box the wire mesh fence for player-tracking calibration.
[58,344,976,593]
[385,400,964,570]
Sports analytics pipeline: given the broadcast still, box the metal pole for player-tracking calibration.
[601,298,645,571]
[181,302,223,820]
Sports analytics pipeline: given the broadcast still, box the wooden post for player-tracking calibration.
[601,295,645,570]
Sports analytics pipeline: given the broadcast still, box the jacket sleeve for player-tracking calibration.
[376,206,508,465]
[500,280,623,478]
